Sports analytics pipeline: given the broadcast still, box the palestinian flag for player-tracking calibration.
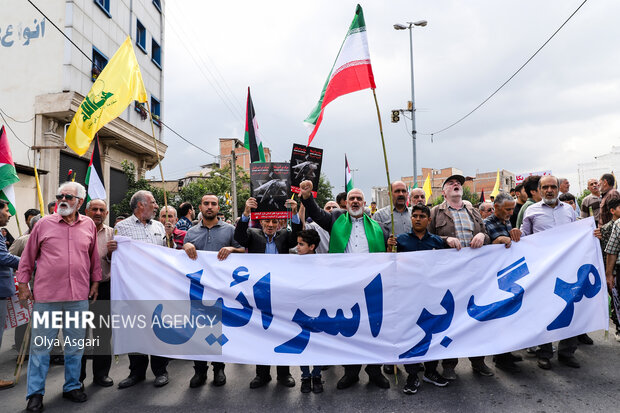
[244,87,265,163]
[345,154,354,193]
[0,126,20,215]
[304,4,376,145]
[85,135,106,202]
[479,190,485,204]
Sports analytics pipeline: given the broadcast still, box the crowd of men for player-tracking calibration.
[0,171,614,411]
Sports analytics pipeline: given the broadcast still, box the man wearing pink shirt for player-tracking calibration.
[16,182,101,412]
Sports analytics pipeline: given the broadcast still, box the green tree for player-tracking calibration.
[578,189,591,206]
[315,173,334,208]
[111,161,165,218]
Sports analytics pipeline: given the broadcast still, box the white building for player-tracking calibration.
[0,0,166,229]
[577,146,620,191]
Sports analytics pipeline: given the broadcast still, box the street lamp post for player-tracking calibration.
[394,20,427,187]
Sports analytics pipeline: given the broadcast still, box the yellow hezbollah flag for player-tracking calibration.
[66,36,147,155]
[422,173,432,201]
[490,169,501,197]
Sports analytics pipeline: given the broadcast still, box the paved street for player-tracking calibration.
[1,327,619,412]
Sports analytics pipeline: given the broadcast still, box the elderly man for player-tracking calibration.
[302,200,338,254]
[521,176,580,369]
[409,188,426,206]
[159,206,186,249]
[176,202,194,231]
[478,202,494,219]
[0,200,20,390]
[17,182,101,411]
[483,193,523,372]
[115,190,171,389]
[581,178,601,222]
[428,174,492,379]
[599,174,620,227]
[80,199,116,388]
[373,181,411,239]
[183,194,244,389]
[235,196,301,389]
[299,180,390,390]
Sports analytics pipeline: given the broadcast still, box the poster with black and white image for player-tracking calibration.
[289,143,323,198]
[250,163,291,219]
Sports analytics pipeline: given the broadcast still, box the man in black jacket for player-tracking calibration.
[234,196,301,389]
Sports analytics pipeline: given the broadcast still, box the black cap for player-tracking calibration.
[442,174,465,188]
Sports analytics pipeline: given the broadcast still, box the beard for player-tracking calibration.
[57,202,77,216]
[347,205,363,217]
[543,196,558,205]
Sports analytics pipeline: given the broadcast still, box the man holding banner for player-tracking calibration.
[299,180,390,390]
[521,176,580,370]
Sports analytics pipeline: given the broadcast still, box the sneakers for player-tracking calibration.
[403,375,420,395]
[442,366,457,381]
[472,361,494,377]
[423,370,449,387]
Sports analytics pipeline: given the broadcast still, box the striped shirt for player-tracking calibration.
[114,214,166,246]
[449,206,474,247]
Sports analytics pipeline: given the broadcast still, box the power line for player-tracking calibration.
[25,0,221,160]
[420,0,589,137]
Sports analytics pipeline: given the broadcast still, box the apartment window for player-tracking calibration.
[151,96,161,126]
[94,0,111,18]
[92,47,108,81]
[151,39,161,68]
[136,20,146,53]
[152,0,162,13]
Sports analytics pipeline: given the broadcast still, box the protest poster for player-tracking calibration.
[250,162,291,220]
[289,143,323,198]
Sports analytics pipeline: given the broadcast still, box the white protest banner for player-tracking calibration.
[110,218,606,365]
[515,170,553,184]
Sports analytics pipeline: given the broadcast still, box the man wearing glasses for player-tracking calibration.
[17,182,101,412]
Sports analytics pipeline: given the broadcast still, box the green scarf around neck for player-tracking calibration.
[328,212,386,253]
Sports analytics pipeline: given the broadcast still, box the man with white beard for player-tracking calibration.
[17,182,101,411]
[299,180,390,390]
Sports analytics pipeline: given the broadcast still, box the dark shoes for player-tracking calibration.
[26,394,44,412]
[495,360,521,373]
[423,370,449,387]
[118,375,145,389]
[382,365,398,375]
[189,372,207,388]
[558,355,581,368]
[250,375,272,389]
[213,368,226,386]
[442,366,457,380]
[578,333,594,345]
[403,375,420,395]
[277,374,295,387]
[300,377,312,393]
[62,388,88,403]
[154,373,169,387]
[94,375,114,387]
[312,376,323,393]
[537,358,552,370]
[472,361,494,377]
[336,374,359,389]
[367,372,390,389]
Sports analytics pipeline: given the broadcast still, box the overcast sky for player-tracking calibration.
[147,0,620,199]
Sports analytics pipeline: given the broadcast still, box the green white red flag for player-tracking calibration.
[85,134,106,202]
[0,126,20,215]
[304,4,376,145]
[345,154,354,193]
[244,87,266,163]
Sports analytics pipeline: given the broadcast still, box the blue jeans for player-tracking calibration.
[27,300,88,398]
[300,366,321,378]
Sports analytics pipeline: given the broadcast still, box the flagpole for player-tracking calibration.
[146,101,173,248]
[33,151,45,217]
[371,89,396,251]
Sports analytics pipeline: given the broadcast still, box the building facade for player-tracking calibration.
[577,146,620,191]
[218,138,271,174]
[0,0,166,228]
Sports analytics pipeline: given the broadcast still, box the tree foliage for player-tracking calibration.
[111,161,165,218]
[315,173,334,208]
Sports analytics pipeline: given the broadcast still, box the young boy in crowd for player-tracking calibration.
[387,204,449,394]
[600,198,620,340]
[296,229,324,394]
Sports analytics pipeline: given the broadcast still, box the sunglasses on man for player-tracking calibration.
[55,194,79,201]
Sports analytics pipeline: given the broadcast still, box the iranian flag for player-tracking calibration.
[345,154,354,193]
[0,126,20,215]
[85,134,106,202]
[304,4,376,145]
[244,87,266,163]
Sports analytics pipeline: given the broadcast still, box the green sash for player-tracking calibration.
[328,212,386,253]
